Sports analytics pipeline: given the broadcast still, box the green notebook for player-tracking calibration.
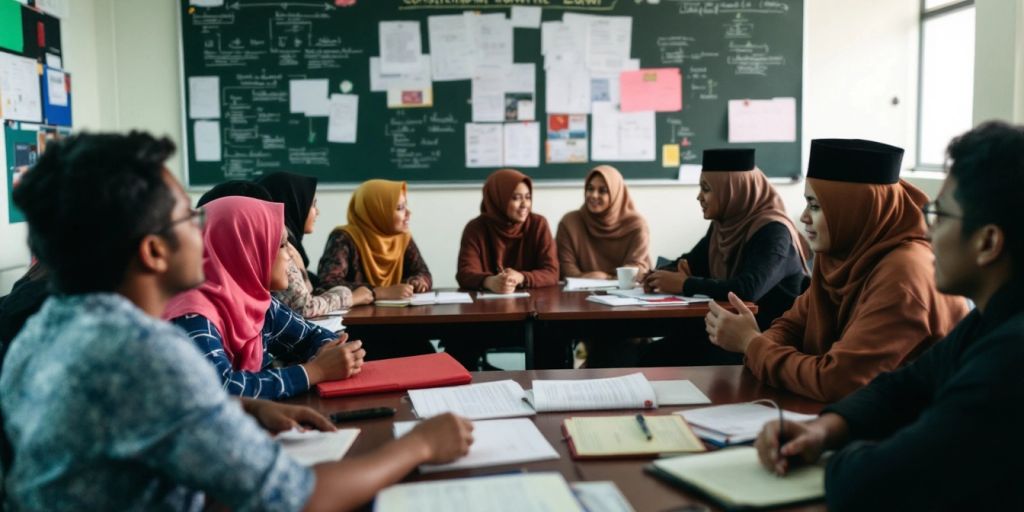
[646,447,825,509]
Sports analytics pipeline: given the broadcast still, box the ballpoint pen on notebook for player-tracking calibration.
[635,413,653,441]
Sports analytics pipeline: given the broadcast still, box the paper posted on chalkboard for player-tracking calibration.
[728,98,797,143]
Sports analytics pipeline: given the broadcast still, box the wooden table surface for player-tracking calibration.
[530,286,757,321]
[286,366,826,512]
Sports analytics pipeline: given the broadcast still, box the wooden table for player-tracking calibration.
[339,287,755,369]
[286,366,826,512]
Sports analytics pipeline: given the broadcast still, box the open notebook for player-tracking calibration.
[562,415,705,458]
[375,472,584,512]
[527,372,658,412]
[393,418,558,473]
[374,291,473,307]
[678,403,817,446]
[647,447,825,509]
[275,428,360,466]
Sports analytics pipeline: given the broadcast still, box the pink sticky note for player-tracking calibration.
[619,68,682,113]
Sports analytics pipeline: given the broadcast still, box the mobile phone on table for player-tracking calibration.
[329,407,396,423]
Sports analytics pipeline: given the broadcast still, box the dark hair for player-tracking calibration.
[946,121,1024,272]
[12,131,178,294]
[196,180,272,207]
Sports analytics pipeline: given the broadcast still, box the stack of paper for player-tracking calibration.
[571,482,636,512]
[648,447,825,509]
[564,277,619,291]
[393,418,558,472]
[528,373,658,412]
[275,428,360,466]
[308,313,346,333]
[563,415,705,458]
[678,403,818,446]
[476,291,530,300]
[376,472,584,512]
[376,292,474,307]
[586,295,689,307]
[409,379,536,420]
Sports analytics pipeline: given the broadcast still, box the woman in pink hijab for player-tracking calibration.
[165,196,365,399]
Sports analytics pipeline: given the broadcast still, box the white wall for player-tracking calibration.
[0,0,942,293]
[973,0,1024,125]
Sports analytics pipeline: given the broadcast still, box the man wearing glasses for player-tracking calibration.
[1,132,473,511]
[755,121,1024,510]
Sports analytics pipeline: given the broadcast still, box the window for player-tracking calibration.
[917,1,975,169]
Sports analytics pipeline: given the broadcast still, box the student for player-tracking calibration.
[755,122,1024,511]
[258,171,357,317]
[705,139,968,401]
[317,179,431,302]
[639,149,810,366]
[456,168,559,293]
[165,196,365,399]
[556,165,650,279]
[196,178,272,206]
[2,131,473,511]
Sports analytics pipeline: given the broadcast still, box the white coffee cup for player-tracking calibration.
[616,266,639,290]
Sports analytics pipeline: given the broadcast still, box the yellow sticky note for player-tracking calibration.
[662,144,680,167]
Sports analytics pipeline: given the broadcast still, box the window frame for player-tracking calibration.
[916,0,975,171]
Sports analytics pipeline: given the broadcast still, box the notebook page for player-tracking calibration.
[678,403,817,442]
[531,372,657,412]
[408,379,536,420]
[276,428,359,466]
[394,418,558,473]
[375,473,584,512]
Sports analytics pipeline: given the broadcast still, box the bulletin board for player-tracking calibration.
[178,0,803,186]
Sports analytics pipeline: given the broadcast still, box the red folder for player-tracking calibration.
[316,352,472,398]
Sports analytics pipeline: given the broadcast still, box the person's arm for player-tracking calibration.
[402,238,433,292]
[263,298,338,363]
[519,217,560,288]
[683,223,801,301]
[744,264,939,402]
[681,229,712,274]
[555,220,585,278]
[275,256,314,315]
[171,313,312,399]
[456,220,493,290]
[300,287,353,318]
[822,336,1017,511]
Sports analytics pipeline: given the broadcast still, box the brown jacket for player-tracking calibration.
[456,213,559,290]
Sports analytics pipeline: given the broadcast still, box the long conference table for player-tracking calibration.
[285,366,825,512]
[341,286,756,369]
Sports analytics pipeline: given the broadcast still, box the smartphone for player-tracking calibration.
[329,407,396,423]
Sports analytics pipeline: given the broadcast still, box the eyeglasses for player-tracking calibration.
[922,201,962,228]
[161,207,206,232]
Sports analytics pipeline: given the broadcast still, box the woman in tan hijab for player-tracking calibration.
[317,179,432,304]
[705,139,969,402]
[556,165,650,279]
[456,169,559,293]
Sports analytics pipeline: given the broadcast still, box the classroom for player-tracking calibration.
[0,0,1022,510]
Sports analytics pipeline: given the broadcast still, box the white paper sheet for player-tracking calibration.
[34,0,70,18]
[376,473,584,512]
[189,0,224,6]
[0,52,42,123]
[571,482,637,512]
[467,12,513,72]
[651,380,712,406]
[471,72,506,122]
[276,428,359,466]
[503,122,540,168]
[45,68,67,107]
[473,63,536,122]
[408,291,474,305]
[45,53,62,70]
[427,14,475,81]
[541,21,574,56]
[545,65,591,114]
[308,315,345,333]
[193,120,222,162]
[476,291,531,299]
[379,21,423,75]
[465,123,503,168]
[369,55,431,92]
[529,373,658,412]
[188,76,220,119]
[728,97,797,143]
[408,379,536,420]
[678,403,818,444]
[289,79,329,116]
[510,6,543,29]
[591,102,655,161]
[327,93,358,143]
[394,418,558,473]
[564,277,619,291]
[584,16,632,72]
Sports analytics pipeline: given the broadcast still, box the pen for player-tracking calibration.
[635,413,653,441]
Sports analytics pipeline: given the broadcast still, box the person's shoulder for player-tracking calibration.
[872,241,935,280]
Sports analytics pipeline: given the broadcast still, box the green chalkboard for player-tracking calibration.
[178,0,802,186]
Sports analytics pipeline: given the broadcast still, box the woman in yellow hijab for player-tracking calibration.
[317,179,432,303]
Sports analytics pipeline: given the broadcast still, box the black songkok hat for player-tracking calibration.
[702,148,756,172]
[807,139,904,184]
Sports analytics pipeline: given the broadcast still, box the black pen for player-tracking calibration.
[635,413,653,441]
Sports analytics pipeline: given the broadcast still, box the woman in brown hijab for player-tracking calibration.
[706,139,969,402]
[317,179,432,303]
[456,169,559,292]
[556,165,650,278]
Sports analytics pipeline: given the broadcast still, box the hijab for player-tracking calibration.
[164,196,284,372]
[480,168,533,242]
[337,179,411,287]
[703,169,810,279]
[257,172,317,269]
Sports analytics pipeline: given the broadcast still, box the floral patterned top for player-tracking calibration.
[0,293,313,511]
[316,230,432,293]
[274,242,352,317]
